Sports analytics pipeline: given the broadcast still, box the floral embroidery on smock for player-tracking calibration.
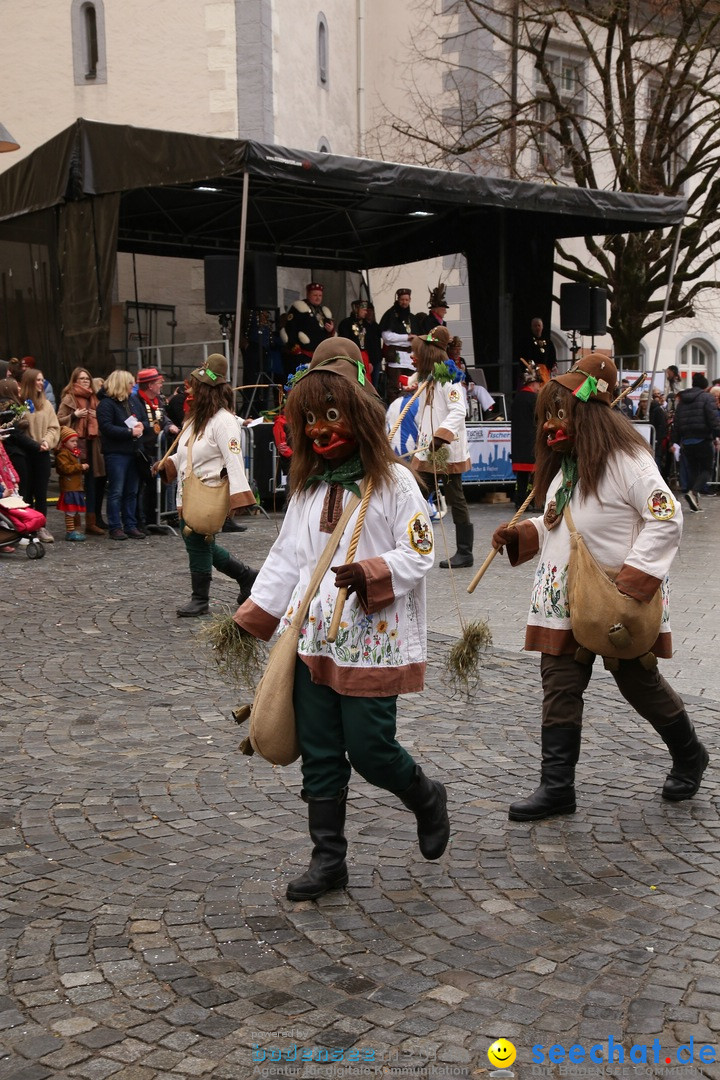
[530,561,570,621]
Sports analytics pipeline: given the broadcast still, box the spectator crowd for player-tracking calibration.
[2,295,719,561]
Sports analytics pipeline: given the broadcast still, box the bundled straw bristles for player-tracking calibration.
[198,614,267,691]
[444,620,493,697]
[423,443,450,474]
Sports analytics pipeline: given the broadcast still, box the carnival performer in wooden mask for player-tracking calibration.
[492,355,708,821]
[233,338,450,901]
[410,325,474,568]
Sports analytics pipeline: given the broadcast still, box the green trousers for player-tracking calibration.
[181,519,234,575]
[440,473,471,525]
[293,657,416,798]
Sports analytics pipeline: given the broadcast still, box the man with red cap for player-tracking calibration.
[131,367,178,532]
[281,283,335,360]
[379,288,416,403]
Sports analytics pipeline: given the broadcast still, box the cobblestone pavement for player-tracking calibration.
[1,495,719,1080]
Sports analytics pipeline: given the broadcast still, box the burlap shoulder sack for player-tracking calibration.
[564,504,663,659]
[249,490,362,766]
[181,433,230,536]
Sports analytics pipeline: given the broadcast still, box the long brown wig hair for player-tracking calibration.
[187,378,234,437]
[412,325,451,379]
[285,370,405,494]
[533,381,651,503]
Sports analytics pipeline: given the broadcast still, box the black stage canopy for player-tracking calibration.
[0,118,686,386]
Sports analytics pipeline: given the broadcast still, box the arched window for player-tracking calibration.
[84,4,98,78]
[317,14,329,88]
[679,337,717,384]
[71,0,107,85]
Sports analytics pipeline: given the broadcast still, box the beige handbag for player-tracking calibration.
[564,503,663,659]
[249,490,362,766]
[180,433,230,537]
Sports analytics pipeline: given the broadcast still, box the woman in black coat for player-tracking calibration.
[96,371,146,540]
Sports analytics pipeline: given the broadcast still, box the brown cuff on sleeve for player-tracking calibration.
[508,520,540,566]
[233,600,280,641]
[358,556,394,614]
[614,564,663,603]
[434,427,454,444]
[230,490,257,511]
[163,459,177,484]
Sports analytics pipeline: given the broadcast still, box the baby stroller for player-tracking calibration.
[0,495,47,559]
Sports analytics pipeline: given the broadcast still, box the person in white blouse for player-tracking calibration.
[492,355,708,821]
[157,354,257,617]
[233,338,450,901]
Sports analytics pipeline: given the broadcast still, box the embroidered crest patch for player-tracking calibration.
[648,489,676,520]
[228,438,242,454]
[448,387,462,404]
[408,511,434,554]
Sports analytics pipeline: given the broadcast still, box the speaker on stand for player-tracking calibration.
[560,283,607,360]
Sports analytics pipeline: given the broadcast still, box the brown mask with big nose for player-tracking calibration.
[304,397,358,461]
[541,383,575,452]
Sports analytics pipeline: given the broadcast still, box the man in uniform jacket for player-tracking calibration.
[282,283,335,361]
[338,299,380,382]
[379,288,416,403]
[521,317,557,384]
[413,283,449,337]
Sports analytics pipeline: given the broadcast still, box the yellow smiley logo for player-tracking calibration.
[487,1039,517,1069]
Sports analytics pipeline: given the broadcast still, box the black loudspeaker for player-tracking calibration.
[589,288,608,335]
[247,252,277,309]
[204,254,278,313]
[251,423,276,501]
[204,256,238,314]
[560,283,607,334]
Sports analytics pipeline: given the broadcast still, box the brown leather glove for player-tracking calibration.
[431,435,449,451]
[491,523,518,556]
[331,562,368,601]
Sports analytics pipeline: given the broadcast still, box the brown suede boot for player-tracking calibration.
[86,512,107,536]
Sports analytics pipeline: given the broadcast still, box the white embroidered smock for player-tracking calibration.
[412,378,471,474]
[168,410,255,513]
[235,464,435,696]
[512,449,682,657]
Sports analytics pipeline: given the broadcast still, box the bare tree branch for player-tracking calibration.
[377,0,720,356]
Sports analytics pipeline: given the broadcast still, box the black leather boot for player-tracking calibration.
[221,516,247,532]
[176,571,212,617]
[398,765,450,860]
[439,523,474,568]
[508,726,581,821]
[222,556,259,606]
[652,712,709,801]
[286,789,349,901]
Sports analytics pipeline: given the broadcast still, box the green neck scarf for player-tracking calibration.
[553,455,579,515]
[304,452,364,497]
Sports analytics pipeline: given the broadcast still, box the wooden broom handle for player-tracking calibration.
[387,380,429,441]
[155,419,192,471]
[466,487,535,593]
[466,371,646,595]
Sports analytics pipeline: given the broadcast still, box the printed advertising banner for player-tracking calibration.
[464,423,514,485]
